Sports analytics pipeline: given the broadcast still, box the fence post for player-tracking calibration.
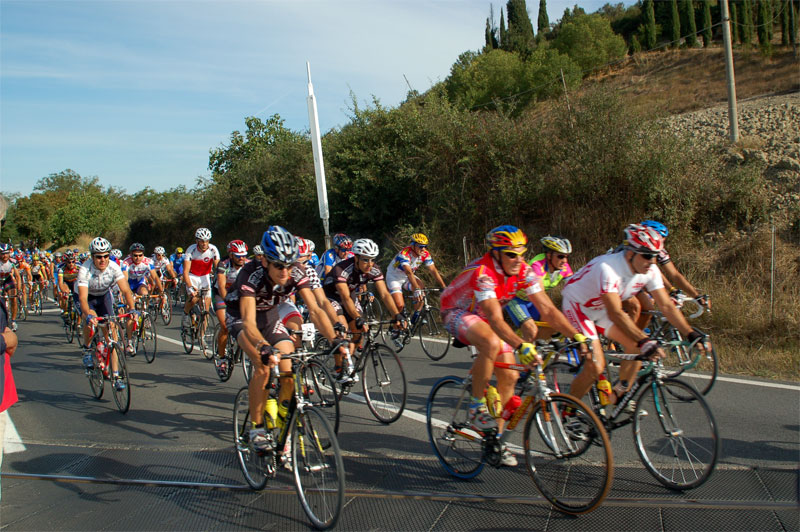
[462,237,469,267]
[770,221,775,324]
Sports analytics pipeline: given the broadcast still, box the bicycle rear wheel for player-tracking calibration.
[232,386,271,490]
[87,349,104,400]
[181,322,194,354]
[291,407,344,530]
[363,294,385,341]
[426,376,484,479]
[140,314,158,363]
[633,378,719,490]
[200,314,215,359]
[161,293,172,326]
[418,307,450,361]
[299,360,340,434]
[362,344,406,423]
[64,312,75,343]
[523,393,613,514]
[18,295,27,321]
[111,345,131,414]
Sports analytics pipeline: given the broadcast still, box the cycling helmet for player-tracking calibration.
[306,239,315,253]
[64,249,74,259]
[486,225,528,251]
[295,237,311,258]
[253,245,264,256]
[54,251,62,259]
[129,242,145,252]
[540,235,573,254]
[111,249,122,259]
[31,255,40,262]
[89,237,112,254]
[641,220,669,238]
[0,243,11,253]
[623,224,664,253]
[195,227,212,241]
[410,233,429,246]
[227,239,248,256]
[261,226,298,266]
[73,248,79,254]
[154,246,166,255]
[175,247,184,254]
[333,233,353,251]
[352,238,379,259]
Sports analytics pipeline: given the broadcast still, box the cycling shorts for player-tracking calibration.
[128,278,148,293]
[82,291,115,318]
[560,294,612,341]
[225,306,291,347]
[211,291,226,311]
[385,269,413,294]
[505,296,541,328]
[278,300,303,326]
[188,273,211,295]
[2,276,16,292]
[327,297,363,324]
[441,307,514,355]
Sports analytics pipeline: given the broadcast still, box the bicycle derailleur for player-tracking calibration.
[483,433,503,467]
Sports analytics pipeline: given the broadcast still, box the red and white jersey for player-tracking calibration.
[562,251,664,311]
[440,253,542,317]
[122,256,155,281]
[184,243,220,277]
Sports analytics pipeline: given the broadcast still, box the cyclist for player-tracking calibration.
[151,246,178,309]
[506,235,575,342]
[322,238,406,382]
[0,244,20,330]
[123,243,162,354]
[181,228,220,331]
[440,225,589,465]
[560,224,709,405]
[212,239,249,376]
[28,255,49,305]
[385,232,447,348]
[251,244,263,261]
[169,247,185,276]
[76,238,137,391]
[306,239,320,267]
[224,226,343,452]
[58,251,81,322]
[316,233,353,281]
[50,252,62,301]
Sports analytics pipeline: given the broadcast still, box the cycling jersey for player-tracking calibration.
[184,244,220,277]
[169,254,184,275]
[76,260,125,296]
[388,246,434,274]
[58,264,80,286]
[225,260,310,320]
[152,256,171,277]
[213,258,249,293]
[123,256,155,283]
[315,248,353,280]
[529,253,573,291]
[0,260,14,280]
[322,256,384,303]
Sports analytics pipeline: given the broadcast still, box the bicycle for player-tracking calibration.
[29,282,43,316]
[62,295,80,344]
[426,342,613,514]
[181,288,214,358]
[128,295,158,364]
[232,353,345,530]
[645,291,717,397]
[157,281,174,326]
[316,319,407,424]
[357,288,384,339]
[391,288,451,360]
[85,314,131,414]
[545,337,720,490]
[213,325,253,383]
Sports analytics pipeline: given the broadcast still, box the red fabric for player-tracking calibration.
[0,352,17,412]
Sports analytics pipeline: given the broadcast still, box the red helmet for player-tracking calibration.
[623,224,664,254]
[227,240,248,256]
[333,233,352,251]
[295,236,311,257]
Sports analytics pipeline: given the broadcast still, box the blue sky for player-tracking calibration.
[1,0,617,197]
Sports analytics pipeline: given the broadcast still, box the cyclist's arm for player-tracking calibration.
[216,269,228,300]
[374,280,403,319]
[312,287,341,328]
[77,285,93,319]
[182,259,192,290]
[477,297,525,350]
[334,282,360,323]
[660,261,701,300]
[401,264,421,292]
[298,287,337,341]
[116,278,136,310]
[58,273,68,294]
[425,263,447,289]
[601,291,648,343]
[528,289,584,340]
[650,286,695,337]
[239,295,267,353]
[149,268,163,293]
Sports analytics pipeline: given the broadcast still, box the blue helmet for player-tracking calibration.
[0,243,12,253]
[261,226,298,266]
[641,220,668,238]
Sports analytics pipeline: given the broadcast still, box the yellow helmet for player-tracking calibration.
[410,233,429,246]
[486,225,528,251]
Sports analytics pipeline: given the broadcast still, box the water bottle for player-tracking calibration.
[265,398,278,429]
[597,374,612,406]
[501,395,522,421]
[485,385,502,418]
[96,342,106,370]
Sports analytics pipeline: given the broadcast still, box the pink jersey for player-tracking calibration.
[184,243,220,277]
[440,253,542,317]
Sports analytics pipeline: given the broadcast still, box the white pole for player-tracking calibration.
[463,236,468,266]
[770,221,775,323]
[306,62,331,249]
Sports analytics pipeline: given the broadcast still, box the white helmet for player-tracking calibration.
[89,237,112,254]
[111,249,123,259]
[306,239,315,253]
[352,238,379,259]
[195,227,212,241]
[154,246,166,255]
[253,245,264,256]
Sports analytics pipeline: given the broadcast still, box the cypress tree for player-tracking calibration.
[757,0,772,50]
[701,0,713,45]
[671,0,682,46]
[500,9,508,49]
[790,0,798,45]
[684,0,698,47]
[506,0,536,55]
[742,0,754,45]
[781,0,790,44]
[537,0,550,35]
[644,0,658,49]
[732,1,741,43]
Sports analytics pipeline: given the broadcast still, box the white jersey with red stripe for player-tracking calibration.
[184,243,220,277]
[122,256,155,281]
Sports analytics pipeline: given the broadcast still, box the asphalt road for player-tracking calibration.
[1,298,798,531]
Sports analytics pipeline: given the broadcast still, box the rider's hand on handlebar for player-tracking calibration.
[413,289,424,302]
[394,312,407,329]
[637,338,664,360]
[514,342,542,367]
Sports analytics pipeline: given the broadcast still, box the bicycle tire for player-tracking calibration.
[181,322,194,354]
[299,360,340,435]
[291,407,345,530]
[241,349,254,383]
[161,293,172,326]
[200,314,215,359]
[88,348,104,400]
[18,295,27,321]
[34,290,42,316]
[141,314,157,364]
[418,306,450,361]
[64,313,75,343]
[111,344,131,414]
[633,378,719,490]
[232,386,270,490]
[660,328,718,397]
[362,343,406,424]
[426,376,484,479]
[523,393,613,514]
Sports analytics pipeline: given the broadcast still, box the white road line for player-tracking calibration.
[678,372,800,391]
[2,411,27,454]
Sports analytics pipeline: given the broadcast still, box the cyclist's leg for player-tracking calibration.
[493,343,517,433]
[238,326,269,426]
[278,301,303,348]
[560,298,605,401]
[214,302,228,356]
[411,276,426,315]
[605,324,641,397]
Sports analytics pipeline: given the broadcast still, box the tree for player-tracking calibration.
[781,0,790,44]
[537,0,550,35]
[757,0,772,51]
[731,1,740,43]
[506,0,536,56]
[643,0,658,49]
[500,8,508,48]
[671,0,682,46]
[742,0,754,45]
[552,13,628,71]
[485,5,500,50]
[701,0,713,46]
[683,0,698,47]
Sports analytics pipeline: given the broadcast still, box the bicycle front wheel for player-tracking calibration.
[34,291,43,315]
[633,378,719,490]
[291,407,345,530]
[241,349,254,383]
[299,360,340,434]
[88,350,104,399]
[362,344,406,423]
[18,296,27,321]
[140,314,158,364]
[661,333,718,397]
[524,393,613,514]
[64,315,75,343]
[418,307,450,361]
[200,314,215,359]
[181,322,194,354]
[232,386,270,490]
[426,376,484,479]
[161,293,172,326]
[111,345,131,414]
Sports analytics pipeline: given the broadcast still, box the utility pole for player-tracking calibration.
[720,0,740,142]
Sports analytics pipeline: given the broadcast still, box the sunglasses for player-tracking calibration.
[416,244,428,249]
[269,262,290,270]
[637,252,658,260]
[555,254,569,259]
[502,250,526,260]
[132,253,144,258]
[94,254,110,260]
